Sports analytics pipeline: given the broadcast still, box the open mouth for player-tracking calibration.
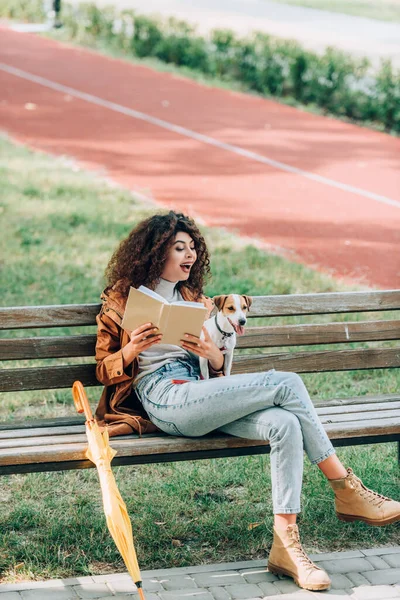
[180,263,192,273]
[228,318,245,336]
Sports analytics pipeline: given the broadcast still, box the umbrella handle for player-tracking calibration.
[72,380,94,422]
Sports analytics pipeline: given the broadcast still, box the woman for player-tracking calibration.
[95,210,400,592]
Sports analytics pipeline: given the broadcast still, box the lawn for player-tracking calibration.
[0,134,399,583]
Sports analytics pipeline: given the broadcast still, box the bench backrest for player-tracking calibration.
[1,290,400,393]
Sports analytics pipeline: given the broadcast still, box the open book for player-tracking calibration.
[121,285,208,346]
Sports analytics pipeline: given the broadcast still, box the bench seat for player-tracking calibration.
[1,394,399,476]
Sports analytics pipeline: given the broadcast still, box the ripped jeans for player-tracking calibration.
[135,357,336,514]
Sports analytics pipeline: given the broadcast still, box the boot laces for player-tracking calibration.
[288,529,318,571]
[350,475,390,507]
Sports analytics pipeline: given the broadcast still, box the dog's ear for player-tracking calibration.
[242,295,253,311]
[213,295,228,311]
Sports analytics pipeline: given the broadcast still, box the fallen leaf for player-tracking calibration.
[248,522,263,530]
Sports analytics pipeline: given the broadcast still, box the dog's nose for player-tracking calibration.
[239,318,246,326]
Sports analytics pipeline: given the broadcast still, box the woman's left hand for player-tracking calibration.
[181,326,224,370]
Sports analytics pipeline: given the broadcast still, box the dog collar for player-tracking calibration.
[215,314,234,338]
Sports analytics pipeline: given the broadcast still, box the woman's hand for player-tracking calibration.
[122,322,162,369]
[180,326,224,371]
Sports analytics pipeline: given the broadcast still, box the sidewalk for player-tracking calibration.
[1,546,400,599]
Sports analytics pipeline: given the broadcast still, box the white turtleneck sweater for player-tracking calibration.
[135,278,194,382]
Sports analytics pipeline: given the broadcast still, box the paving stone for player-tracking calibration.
[141,560,267,579]
[0,581,67,593]
[106,579,139,594]
[311,551,364,562]
[250,593,314,599]
[60,578,96,587]
[361,568,400,585]
[384,554,400,569]
[256,581,281,595]
[91,573,131,583]
[193,572,243,587]
[208,588,232,600]
[157,575,197,590]
[310,592,351,598]
[72,583,112,598]
[319,558,373,574]
[130,595,161,600]
[20,588,78,600]
[363,547,400,557]
[223,583,264,599]
[239,569,278,584]
[0,594,23,600]
[345,572,370,586]
[159,590,214,599]
[139,580,164,593]
[271,579,302,594]
[350,584,400,599]
[330,574,353,589]
[365,555,392,570]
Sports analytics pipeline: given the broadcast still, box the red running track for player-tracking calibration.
[1,27,399,288]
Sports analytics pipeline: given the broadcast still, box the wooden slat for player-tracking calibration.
[2,319,399,361]
[0,335,96,361]
[237,320,400,348]
[0,425,86,439]
[1,346,400,392]
[317,401,400,415]
[0,364,98,392]
[251,290,400,317]
[1,291,400,331]
[0,415,86,431]
[0,419,399,473]
[0,433,270,467]
[0,434,88,449]
[0,304,101,330]
[2,408,398,448]
[320,409,400,423]
[232,347,400,374]
[324,418,400,438]
[312,393,400,408]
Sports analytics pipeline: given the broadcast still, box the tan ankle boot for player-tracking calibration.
[267,524,331,591]
[329,467,400,526]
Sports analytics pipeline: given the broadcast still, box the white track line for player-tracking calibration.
[1,61,400,210]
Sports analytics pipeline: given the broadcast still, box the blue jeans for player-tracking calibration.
[135,358,336,514]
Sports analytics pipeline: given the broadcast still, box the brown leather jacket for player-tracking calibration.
[94,283,216,437]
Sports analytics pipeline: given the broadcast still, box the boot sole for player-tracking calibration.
[337,512,400,526]
[267,562,331,591]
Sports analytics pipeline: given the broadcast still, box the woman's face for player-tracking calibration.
[161,231,197,283]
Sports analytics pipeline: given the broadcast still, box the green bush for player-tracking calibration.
[2,0,400,133]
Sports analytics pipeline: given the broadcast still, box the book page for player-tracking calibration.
[121,286,164,334]
[162,304,208,345]
[171,301,204,308]
[138,285,169,304]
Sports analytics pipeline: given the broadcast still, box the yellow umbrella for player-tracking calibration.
[72,381,146,600]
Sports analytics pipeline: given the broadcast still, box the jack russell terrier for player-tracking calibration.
[199,294,252,380]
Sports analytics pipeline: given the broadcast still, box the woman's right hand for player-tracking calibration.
[129,322,163,356]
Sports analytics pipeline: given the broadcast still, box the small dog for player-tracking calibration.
[199,294,252,380]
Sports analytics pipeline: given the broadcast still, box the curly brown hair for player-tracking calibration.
[104,210,211,299]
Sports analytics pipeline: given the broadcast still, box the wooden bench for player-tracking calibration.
[1,290,399,476]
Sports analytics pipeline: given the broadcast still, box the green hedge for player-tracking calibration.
[2,1,400,133]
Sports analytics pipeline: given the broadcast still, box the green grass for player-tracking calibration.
[0,134,399,583]
[267,0,400,22]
